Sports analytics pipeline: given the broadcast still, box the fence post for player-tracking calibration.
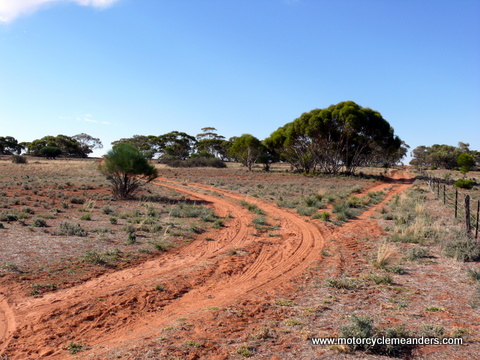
[443,184,446,205]
[465,195,471,235]
[437,179,440,198]
[455,188,458,218]
[476,200,479,239]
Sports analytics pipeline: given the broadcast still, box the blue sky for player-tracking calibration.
[1,0,479,160]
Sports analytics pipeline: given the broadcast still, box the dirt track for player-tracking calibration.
[0,170,413,359]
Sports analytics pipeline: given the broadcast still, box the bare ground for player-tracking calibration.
[0,168,479,359]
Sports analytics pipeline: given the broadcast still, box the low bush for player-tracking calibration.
[339,315,412,356]
[163,157,227,168]
[58,222,87,237]
[11,155,28,164]
[444,237,480,262]
[454,179,475,189]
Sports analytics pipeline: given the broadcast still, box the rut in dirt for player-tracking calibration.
[0,176,327,359]
[0,170,414,359]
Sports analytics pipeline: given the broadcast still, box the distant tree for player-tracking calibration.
[410,143,475,170]
[265,101,403,174]
[458,153,475,176]
[229,134,265,171]
[0,136,23,155]
[98,143,158,199]
[39,146,62,159]
[195,127,226,158]
[25,135,88,158]
[157,131,196,160]
[73,133,103,156]
[111,135,159,159]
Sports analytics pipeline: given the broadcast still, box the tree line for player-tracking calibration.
[0,134,103,159]
[410,142,479,171]
[2,101,409,174]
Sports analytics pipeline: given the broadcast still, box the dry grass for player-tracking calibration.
[373,243,397,269]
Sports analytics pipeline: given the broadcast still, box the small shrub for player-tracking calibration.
[59,222,87,237]
[296,206,316,217]
[102,205,114,215]
[126,232,137,244]
[444,237,480,262]
[70,196,86,204]
[406,247,429,261]
[80,213,92,221]
[370,274,393,285]
[66,341,90,354]
[340,315,412,356]
[83,249,120,267]
[319,211,331,221]
[325,277,359,290]
[454,179,475,189]
[11,155,28,164]
[109,216,118,225]
[32,218,47,227]
[425,306,443,312]
[466,268,480,281]
[236,344,254,357]
[151,240,172,252]
[385,265,405,275]
[0,213,18,222]
[212,219,224,228]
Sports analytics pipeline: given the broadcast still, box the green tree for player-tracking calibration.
[111,135,159,159]
[0,136,23,155]
[25,135,89,158]
[458,153,475,176]
[73,133,103,156]
[195,127,226,158]
[229,134,265,171]
[265,101,403,174]
[39,146,62,159]
[157,131,196,160]
[98,144,158,199]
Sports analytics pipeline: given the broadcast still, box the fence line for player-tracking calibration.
[424,175,479,239]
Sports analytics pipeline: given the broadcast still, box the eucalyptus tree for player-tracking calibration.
[229,134,266,171]
[265,101,404,174]
[98,143,158,199]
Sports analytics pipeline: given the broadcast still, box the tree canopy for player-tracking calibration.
[265,101,404,174]
[98,143,158,199]
[410,142,479,170]
[24,134,100,158]
[0,136,23,155]
[229,134,266,171]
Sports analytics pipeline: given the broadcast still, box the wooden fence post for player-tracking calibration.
[455,188,458,218]
[476,200,479,239]
[465,195,471,234]
[443,184,446,205]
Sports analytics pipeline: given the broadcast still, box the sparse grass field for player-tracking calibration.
[0,158,225,276]
[0,158,479,359]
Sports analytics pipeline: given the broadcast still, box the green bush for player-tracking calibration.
[454,179,475,189]
[444,237,480,262]
[58,222,87,237]
[340,315,412,356]
[163,157,227,168]
[32,218,47,227]
[11,155,28,164]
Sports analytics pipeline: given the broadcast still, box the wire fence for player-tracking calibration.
[422,175,479,239]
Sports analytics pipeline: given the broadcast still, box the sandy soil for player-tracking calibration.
[1,168,478,359]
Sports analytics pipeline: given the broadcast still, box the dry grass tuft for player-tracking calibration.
[373,242,397,269]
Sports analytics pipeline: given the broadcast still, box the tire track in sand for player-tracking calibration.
[0,177,324,359]
[1,171,413,359]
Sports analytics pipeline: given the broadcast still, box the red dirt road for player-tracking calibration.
[0,170,413,359]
